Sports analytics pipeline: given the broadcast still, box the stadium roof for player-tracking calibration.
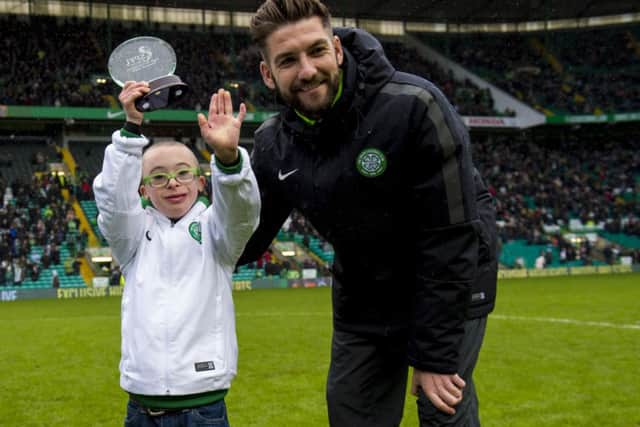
[101,0,639,24]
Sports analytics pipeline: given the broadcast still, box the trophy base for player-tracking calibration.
[135,75,189,112]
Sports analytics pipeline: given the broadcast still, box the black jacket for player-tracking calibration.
[469,169,498,319]
[239,27,492,374]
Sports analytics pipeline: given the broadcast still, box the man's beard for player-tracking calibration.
[275,69,341,119]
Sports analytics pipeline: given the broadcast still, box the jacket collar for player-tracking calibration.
[146,198,208,226]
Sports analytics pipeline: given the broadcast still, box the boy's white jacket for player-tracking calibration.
[93,130,260,396]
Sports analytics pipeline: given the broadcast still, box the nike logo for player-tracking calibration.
[278,169,299,181]
[107,110,125,119]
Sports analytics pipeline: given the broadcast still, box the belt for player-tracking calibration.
[131,399,191,417]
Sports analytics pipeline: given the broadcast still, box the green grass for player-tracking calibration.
[1,273,639,426]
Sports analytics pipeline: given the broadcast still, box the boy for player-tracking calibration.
[93,81,260,426]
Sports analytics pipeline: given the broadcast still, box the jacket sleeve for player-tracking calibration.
[467,168,498,319]
[237,139,293,266]
[407,91,479,374]
[93,130,148,267]
[208,147,261,266]
[474,168,497,264]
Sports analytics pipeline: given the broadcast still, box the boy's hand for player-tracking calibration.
[118,81,150,125]
[197,89,246,165]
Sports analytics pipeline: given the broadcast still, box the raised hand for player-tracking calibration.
[118,81,150,125]
[197,89,247,165]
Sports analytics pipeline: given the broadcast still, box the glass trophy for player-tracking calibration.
[108,36,188,112]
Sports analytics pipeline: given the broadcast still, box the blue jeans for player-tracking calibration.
[124,398,230,427]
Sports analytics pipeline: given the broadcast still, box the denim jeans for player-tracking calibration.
[124,398,230,427]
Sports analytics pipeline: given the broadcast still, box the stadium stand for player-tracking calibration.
[0,173,88,289]
[68,141,109,179]
[0,15,501,116]
[472,132,639,267]
[383,40,503,116]
[0,139,60,183]
[414,24,640,115]
[1,8,639,280]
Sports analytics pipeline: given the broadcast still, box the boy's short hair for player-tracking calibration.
[141,140,200,171]
[142,139,183,154]
[250,0,332,57]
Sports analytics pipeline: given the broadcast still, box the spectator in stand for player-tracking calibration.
[0,258,8,286]
[109,265,122,287]
[51,269,60,288]
[12,257,24,286]
[29,261,40,282]
[559,247,567,264]
[535,252,546,269]
[51,243,60,265]
[63,257,74,276]
[544,248,553,266]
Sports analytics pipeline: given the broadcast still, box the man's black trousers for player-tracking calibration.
[326,317,487,427]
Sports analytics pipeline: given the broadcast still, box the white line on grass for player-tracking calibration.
[238,312,640,330]
[11,312,638,331]
[236,312,329,317]
[491,314,640,330]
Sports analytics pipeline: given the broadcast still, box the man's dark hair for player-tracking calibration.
[250,0,332,56]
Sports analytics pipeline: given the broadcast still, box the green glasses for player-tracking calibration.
[142,167,201,188]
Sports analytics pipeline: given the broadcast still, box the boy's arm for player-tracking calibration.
[93,130,148,267]
[208,147,261,265]
[198,89,260,265]
[93,81,150,267]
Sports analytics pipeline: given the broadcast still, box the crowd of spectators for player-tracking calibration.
[241,209,332,279]
[0,172,87,287]
[544,27,640,114]
[2,15,639,116]
[0,15,263,111]
[1,130,639,282]
[2,14,640,271]
[383,40,504,116]
[418,24,640,114]
[1,15,500,116]
[472,133,640,263]
[0,16,111,107]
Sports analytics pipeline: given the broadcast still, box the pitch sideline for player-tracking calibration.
[235,311,640,330]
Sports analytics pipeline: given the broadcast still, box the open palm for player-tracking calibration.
[198,89,246,164]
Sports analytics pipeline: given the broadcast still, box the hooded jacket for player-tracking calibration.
[239,27,492,373]
[94,130,260,395]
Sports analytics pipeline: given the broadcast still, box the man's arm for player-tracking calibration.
[237,135,293,266]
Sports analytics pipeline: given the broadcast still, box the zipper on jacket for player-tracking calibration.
[164,222,177,393]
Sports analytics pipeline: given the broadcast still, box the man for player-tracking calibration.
[239,1,497,425]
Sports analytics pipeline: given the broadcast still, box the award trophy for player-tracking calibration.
[108,36,188,112]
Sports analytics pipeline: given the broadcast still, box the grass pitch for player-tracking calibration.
[1,273,639,426]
